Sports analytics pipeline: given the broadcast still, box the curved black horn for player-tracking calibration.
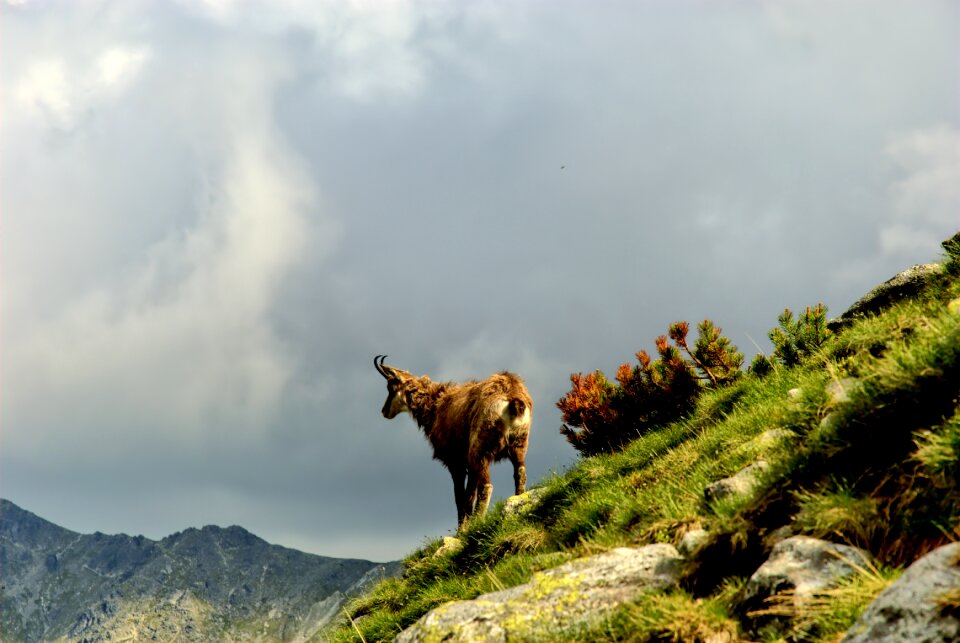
[374,355,389,378]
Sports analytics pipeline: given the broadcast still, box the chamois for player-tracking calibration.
[374,355,533,528]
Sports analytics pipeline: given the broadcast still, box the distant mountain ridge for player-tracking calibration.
[0,498,400,642]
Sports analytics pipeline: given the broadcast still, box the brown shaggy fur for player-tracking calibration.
[375,356,533,528]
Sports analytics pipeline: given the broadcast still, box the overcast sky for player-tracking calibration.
[2,0,957,562]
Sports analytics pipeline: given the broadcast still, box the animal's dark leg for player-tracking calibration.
[514,464,527,496]
[510,449,527,495]
[475,465,493,517]
[464,470,479,521]
[450,468,467,527]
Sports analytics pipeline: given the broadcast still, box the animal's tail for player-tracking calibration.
[507,398,527,419]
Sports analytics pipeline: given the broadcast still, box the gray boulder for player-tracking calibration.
[828,263,942,331]
[704,461,770,504]
[842,542,960,643]
[742,536,873,632]
[394,544,683,642]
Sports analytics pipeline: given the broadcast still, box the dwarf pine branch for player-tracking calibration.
[769,303,831,366]
[557,319,742,456]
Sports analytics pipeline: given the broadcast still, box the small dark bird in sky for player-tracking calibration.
[561,165,565,169]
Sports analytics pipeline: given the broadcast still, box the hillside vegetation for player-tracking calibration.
[328,233,960,642]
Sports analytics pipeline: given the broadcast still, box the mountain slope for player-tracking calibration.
[0,499,399,642]
[328,233,960,642]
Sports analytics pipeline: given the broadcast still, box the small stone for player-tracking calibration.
[704,461,770,504]
[767,524,795,545]
[755,428,796,447]
[819,412,842,433]
[503,487,547,518]
[432,537,463,559]
[787,388,802,400]
[678,529,710,557]
[825,378,858,406]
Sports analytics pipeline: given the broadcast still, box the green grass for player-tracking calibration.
[326,248,960,643]
[793,482,882,544]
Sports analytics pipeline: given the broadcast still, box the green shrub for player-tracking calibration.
[769,303,831,366]
[942,230,960,275]
[747,352,774,377]
[678,319,744,386]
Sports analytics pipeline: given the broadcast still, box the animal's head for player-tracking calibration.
[374,355,413,419]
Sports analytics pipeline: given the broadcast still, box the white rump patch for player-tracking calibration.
[497,400,531,438]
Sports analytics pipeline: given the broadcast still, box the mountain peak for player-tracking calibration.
[0,498,77,548]
[0,498,400,641]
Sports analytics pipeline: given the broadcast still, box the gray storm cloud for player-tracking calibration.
[882,125,960,255]
[5,38,329,460]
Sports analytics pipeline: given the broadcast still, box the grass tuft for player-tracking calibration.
[913,410,960,478]
[794,484,881,545]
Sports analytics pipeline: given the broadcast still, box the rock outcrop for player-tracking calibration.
[828,263,942,330]
[741,536,873,633]
[395,544,683,642]
[842,542,960,643]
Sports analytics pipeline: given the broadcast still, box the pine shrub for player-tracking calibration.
[943,231,960,276]
[556,370,621,455]
[768,304,831,366]
[558,320,742,456]
[747,353,774,377]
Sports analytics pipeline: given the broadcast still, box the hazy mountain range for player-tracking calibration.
[0,499,400,641]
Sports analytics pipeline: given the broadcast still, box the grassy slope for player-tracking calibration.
[328,249,960,642]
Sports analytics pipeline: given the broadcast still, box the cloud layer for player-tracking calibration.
[2,0,957,561]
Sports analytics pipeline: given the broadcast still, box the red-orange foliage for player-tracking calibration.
[636,350,651,369]
[669,321,690,345]
[556,371,616,431]
[558,319,743,456]
[556,371,619,454]
[616,363,633,386]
